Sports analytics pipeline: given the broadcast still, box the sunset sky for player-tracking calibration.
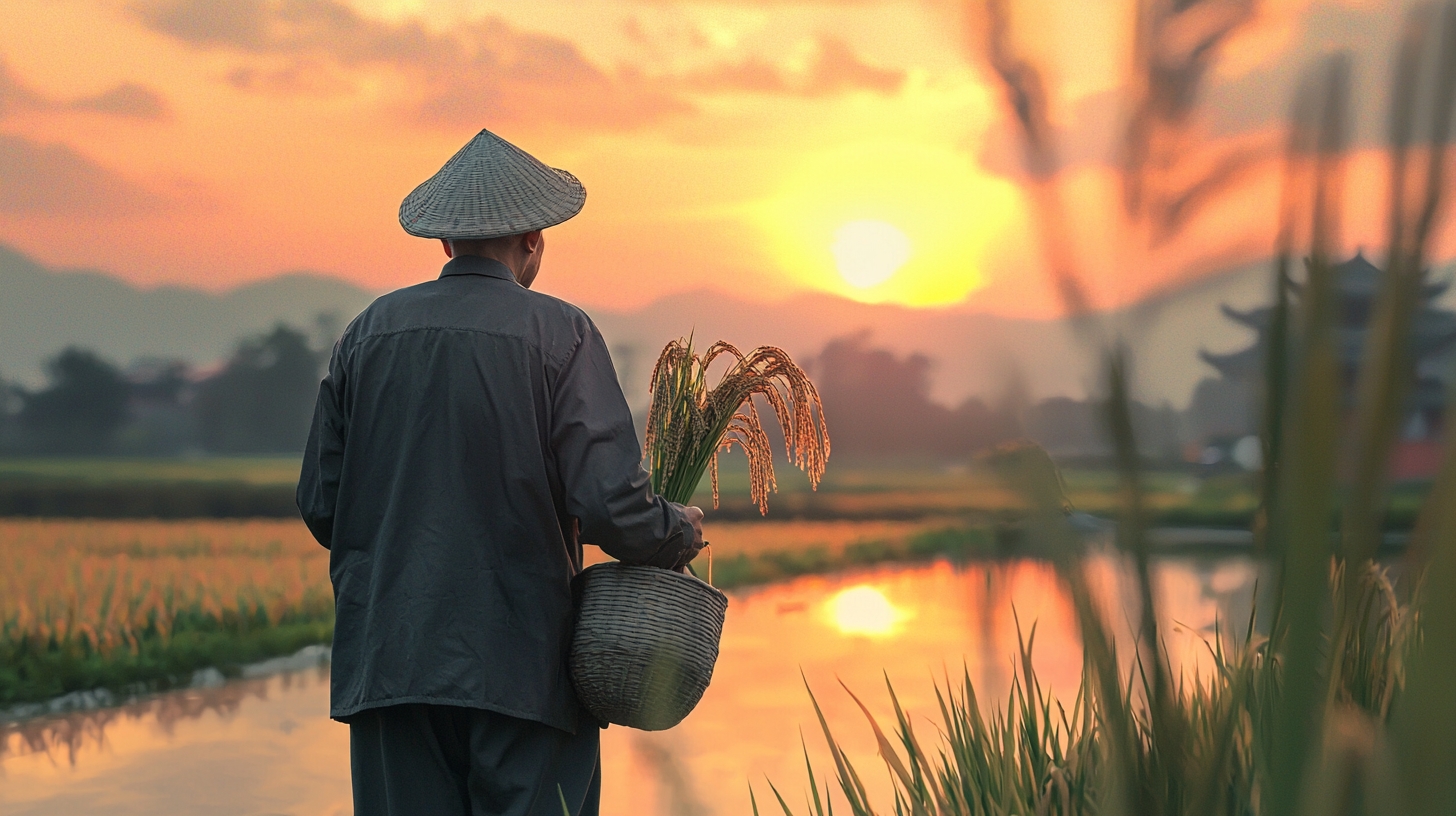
[0,0,1445,318]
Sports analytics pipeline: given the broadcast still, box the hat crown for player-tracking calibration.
[399,129,586,240]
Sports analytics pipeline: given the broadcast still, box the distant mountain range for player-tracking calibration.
[0,244,377,384]
[4,242,1379,408]
[589,267,1278,413]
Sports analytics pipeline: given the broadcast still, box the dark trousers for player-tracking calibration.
[349,704,601,816]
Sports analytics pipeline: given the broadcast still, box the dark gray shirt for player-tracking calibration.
[297,255,695,732]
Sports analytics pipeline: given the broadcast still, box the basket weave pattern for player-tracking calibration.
[570,562,728,731]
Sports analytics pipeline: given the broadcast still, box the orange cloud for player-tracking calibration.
[0,57,170,121]
[0,57,170,214]
[132,0,689,129]
[69,82,170,120]
[130,1,907,132]
[687,35,905,97]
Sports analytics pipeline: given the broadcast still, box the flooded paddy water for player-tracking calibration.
[2,547,1261,816]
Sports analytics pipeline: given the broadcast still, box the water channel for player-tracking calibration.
[2,554,1262,816]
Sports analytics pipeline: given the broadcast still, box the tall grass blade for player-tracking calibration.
[836,678,931,816]
[1388,9,1456,812]
[1340,0,1456,572]
[1263,52,1352,816]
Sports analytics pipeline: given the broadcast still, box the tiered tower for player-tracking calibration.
[1196,252,1456,476]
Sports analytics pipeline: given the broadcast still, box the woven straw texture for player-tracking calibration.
[399,128,586,239]
[570,562,729,731]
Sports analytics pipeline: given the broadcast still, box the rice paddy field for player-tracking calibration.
[0,457,305,485]
[0,453,1371,525]
[0,451,1437,709]
[0,450,1437,710]
[0,514,1001,709]
[0,519,334,707]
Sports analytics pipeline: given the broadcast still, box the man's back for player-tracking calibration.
[298,255,694,733]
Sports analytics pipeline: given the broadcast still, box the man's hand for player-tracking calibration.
[671,505,706,571]
[683,506,705,547]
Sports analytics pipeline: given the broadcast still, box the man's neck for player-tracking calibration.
[453,250,523,282]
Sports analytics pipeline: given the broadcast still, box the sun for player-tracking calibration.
[751,141,1019,307]
[832,220,912,288]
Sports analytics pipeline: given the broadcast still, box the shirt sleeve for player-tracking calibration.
[550,323,695,568]
[297,341,348,549]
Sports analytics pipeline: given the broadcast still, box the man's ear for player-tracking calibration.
[441,239,453,259]
[523,230,543,254]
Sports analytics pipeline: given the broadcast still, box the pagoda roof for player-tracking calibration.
[1210,252,1456,359]
[1219,303,1266,328]
[1202,310,1456,379]
[1200,346,1262,378]
[1289,250,1450,301]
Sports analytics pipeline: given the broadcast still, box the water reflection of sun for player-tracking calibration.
[826,585,909,636]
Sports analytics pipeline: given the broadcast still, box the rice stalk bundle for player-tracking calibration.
[643,338,829,514]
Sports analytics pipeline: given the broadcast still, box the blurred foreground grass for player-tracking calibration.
[762,2,1456,812]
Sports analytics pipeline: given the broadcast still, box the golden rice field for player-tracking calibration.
[2,520,330,652]
[1,519,334,707]
[0,516,981,707]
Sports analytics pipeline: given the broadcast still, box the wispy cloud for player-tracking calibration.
[0,56,170,121]
[686,35,905,97]
[129,0,905,130]
[131,0,690,128]
[69,82,170,120]
[0,58,170,215]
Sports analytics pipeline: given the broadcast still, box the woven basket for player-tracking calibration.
[570,562,728,731]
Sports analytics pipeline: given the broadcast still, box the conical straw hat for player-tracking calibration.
[399,129,586,240]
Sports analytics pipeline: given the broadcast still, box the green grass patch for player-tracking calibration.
[0,457,302,485]
[1,614,333,707]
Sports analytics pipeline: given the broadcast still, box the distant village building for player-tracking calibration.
[1188,252,1456,477]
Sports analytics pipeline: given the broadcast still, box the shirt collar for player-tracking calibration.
[439,255,519,283]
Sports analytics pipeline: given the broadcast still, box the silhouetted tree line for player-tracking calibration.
[0,324,326,456]
[810,332,1186,462]
[0,322,1189,462]
[810,332,1021,458]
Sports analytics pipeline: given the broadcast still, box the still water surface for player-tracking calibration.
[2,555,1260,816]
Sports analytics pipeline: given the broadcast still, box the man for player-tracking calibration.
[297,128,705,816]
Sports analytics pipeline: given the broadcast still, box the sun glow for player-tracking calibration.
[832,220,912,288]
[752,141,1020,307]
[827,585,905,637]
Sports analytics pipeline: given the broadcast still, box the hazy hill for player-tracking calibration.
[1,242,1286,407]
[591,264,1275,412]
[0,245,376,386]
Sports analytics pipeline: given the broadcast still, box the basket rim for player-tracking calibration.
[578,560,728,602]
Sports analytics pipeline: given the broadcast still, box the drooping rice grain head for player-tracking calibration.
[643,337,829,514]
